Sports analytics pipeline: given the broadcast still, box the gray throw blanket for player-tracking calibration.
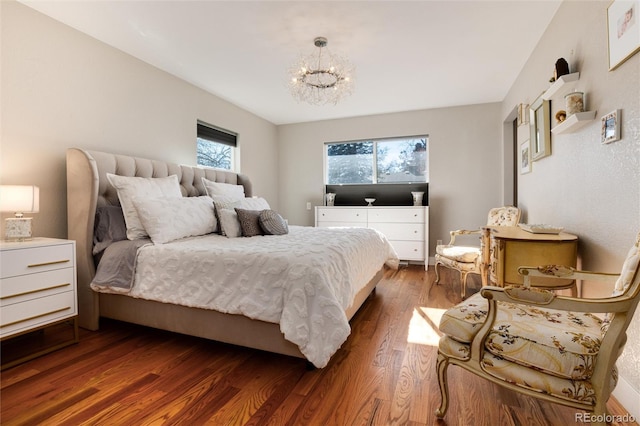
[91,239,151,291]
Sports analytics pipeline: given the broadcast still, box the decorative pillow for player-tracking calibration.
[259,210,289,235]
[218,209,242,238]
[212,196,271,235]
[93,205,127,255]
[132,196,216,244]
[202,177,245,200]
[235,208,264,237]
[106,174,182,240]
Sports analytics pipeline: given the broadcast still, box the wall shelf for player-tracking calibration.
[551,111,596,134]
[542,72,580,100]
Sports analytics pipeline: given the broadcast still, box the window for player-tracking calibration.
[197,121,237,170]
[326,136,428,184]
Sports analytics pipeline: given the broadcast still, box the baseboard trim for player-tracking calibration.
[612,375,639,421]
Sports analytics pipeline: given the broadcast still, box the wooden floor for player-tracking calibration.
[1,266,635,425]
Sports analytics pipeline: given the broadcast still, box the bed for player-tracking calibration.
[66,148,398,367]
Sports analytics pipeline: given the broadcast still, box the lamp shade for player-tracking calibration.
[0,185,40,214]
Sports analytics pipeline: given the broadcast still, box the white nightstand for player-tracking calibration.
[0,238,78,369]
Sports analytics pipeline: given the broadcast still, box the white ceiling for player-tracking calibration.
[21,0,562,125]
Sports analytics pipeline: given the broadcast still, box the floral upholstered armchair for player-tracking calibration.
[435,232,640,425]
[435,206,521,298]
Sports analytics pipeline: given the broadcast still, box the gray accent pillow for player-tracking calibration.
[93,206,128,255]
[235,208,264,237]
[259,210,289,235]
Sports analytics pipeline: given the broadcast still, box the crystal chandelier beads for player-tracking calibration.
[289,37,355,106]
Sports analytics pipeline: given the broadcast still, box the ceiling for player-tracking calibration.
[20,0,562,125]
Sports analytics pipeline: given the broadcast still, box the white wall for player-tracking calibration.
[277,103,504,259]
[501,0,640,413]
[0,1,278,239]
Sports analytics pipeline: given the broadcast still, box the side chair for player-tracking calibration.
[435,206,521,298]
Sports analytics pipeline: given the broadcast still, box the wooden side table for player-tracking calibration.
[482,226,578,293]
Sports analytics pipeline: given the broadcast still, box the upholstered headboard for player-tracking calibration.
[66,148,252,329]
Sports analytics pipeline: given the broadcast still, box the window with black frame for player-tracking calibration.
[326,137,428,184]
[324,136,429,206]
[196,120,237,170]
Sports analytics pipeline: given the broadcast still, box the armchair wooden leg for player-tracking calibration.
[435,352,450,419]
[461,272,469,299]
[434,261,442,285]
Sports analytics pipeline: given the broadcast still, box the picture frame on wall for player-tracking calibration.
[520,140,531,174]
[607,0,640,70]
[529,94,551,161]
[601,110,621,144]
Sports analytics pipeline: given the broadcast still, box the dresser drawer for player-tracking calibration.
[1,268,75,307]
[369,223,425,241]
[389,241,425,260]
[1,243,75,279]
[316,208,367,224]
[0,291,77,338]
[367,208,424,223]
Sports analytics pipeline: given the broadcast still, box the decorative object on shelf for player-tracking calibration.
[0,185,40,240]
[518,224,564,234]
[411,191,424,206]
[364,198,376,207]
[555,110,567,123]
[520,140,531,175]
[607,0,640,70]
[601,109,622,144]
[565,91,585,115]
[517,103,529,126]
[325,192,336,206]
[289,36,355,105]
[550,57,570,82]
[529,93,551,161]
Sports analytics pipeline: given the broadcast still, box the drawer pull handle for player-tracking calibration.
[0,283,71,301]
[1,307,71,328]
[28,259,70,268]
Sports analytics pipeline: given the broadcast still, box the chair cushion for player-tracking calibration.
[438,336,618,406]
[435,245,480,263]
[439,293,604,380]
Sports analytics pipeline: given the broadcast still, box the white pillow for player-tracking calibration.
[202,177,245,200]
[132,196,216,244]
[212,195,270,212]
[218,209,242,238]
[106,174,182,240]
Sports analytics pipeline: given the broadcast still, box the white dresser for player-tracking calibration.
[315,206,429,269]
[0,238,78,367]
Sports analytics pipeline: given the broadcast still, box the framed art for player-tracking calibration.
[529,94,551,161]
[607,0,640,70]
[601,110,621,144]
[520,140,531,174]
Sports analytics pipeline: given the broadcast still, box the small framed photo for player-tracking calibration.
[520,140,531,174]
[601,110,621,144]
[607,0,640,70]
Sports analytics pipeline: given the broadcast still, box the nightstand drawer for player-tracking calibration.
[0,291,76,338]
[316,208,367,223]
[368,208,425,223]
[369,223,425,241]
[1,243,75,279]
[1,268,75,307]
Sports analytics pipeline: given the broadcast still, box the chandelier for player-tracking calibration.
[289,37,355,106]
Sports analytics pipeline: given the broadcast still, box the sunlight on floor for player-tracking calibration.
[407,306,446,346]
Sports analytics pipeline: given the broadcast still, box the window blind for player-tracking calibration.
[197,122,237,147]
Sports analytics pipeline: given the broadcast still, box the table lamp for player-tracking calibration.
[0,185,40,240]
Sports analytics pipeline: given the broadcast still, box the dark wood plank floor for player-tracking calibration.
[1,266,635,425]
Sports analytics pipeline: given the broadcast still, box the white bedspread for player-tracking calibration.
[97,226,398,367]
